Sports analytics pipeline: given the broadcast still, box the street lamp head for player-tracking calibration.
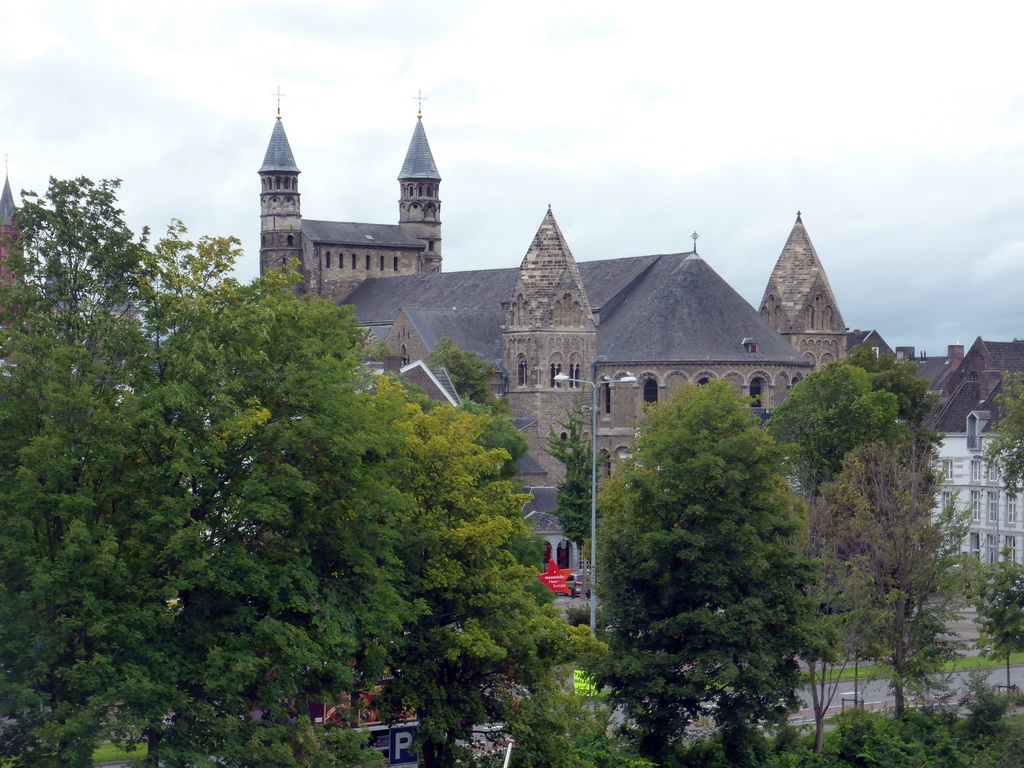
[554,373,570,382]
[619,375,638,383]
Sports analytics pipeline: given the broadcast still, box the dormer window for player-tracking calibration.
[742,338,757,354]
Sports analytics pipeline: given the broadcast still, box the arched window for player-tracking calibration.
[543,540,552,566]
[604,385,612,414]
[365,254,370,270]
[643,378,659,405]
[550,363,562,388]
[286,235,293,247]
[749,377,764,407]
[697,377,710,386]
[393,256,399,271]
[351,253,356,269]
[380,254,385,271]
[400,345,409,366]
[325,252,331,268]
[517,357,528,387]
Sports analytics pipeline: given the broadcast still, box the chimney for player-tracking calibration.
[948,344,964,372]
[384,355,403,374]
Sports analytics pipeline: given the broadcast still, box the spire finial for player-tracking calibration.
[413,89,427,119]
[691,231,699,254]
[272,85,286,119]
[796,210,802,222]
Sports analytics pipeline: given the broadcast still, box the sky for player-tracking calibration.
[3,0,1023,356]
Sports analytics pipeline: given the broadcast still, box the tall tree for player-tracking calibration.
[374,385,596,768]
[595,383,821,766]
[846,345,937,428]
[976,558,1024,690]
[767,361,901,499]
[0,181,403,766]
[820,438,969,714]
[546,404,598,546]
[986,372,1024,498]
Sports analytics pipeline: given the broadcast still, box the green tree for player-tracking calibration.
[546,404,600,546]
[768,361,901,499]
[976,558,1024,690]
[820,438,969,715]
[846,345,937,427]
[427,336,498,406]
[986,372,1024,499]
[595,383,821,766]
[374,385,596,768]
[0,180,403,766]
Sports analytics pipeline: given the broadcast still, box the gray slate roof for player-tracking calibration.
[398,118,441,180]
[402,308,504,364]
[302,220,424,249]
[260,118,300,173]
[0,176,13,227]
[596,253,810,365]
[345,252,808,367]
[346,268,518,324]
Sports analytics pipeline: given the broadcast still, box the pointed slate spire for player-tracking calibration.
[260,117,300,173]
[0,174,14,227]
[398,117,440,180]
[760,213,845,334]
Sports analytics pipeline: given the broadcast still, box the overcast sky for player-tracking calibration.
[3,0,1023,356]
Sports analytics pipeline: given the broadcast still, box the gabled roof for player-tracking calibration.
[761,213,845,332]
[929,380,981,433]
[260,118,300,173]
[0,175,14,227]
[345,267,518,324]
[302,220,424,249]
[597,253,810,365]
[398,117,441,180]
[847,329,893,356]
[975,339,1024,373]
[398,307,504,364]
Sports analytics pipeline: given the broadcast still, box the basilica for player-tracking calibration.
[258,114,848,481]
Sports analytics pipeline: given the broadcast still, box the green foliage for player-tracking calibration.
[460,399,528,480]
[976,557,1024,688]
[0,179,400,767]
[768,362,901,498]
[372,384,600,768]
[595,382,821,766]
[987,372,1024,499]
[428,336,499,406]
[846,345,938,427]
[546,404,601,545]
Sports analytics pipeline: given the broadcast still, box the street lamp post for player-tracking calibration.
[554,372,636,635]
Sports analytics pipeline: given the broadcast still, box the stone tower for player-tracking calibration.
[258,116,303,282]
[397,114,442,273]
[759,212,847,368]
[503,208,597,474]
[0,173,16,281]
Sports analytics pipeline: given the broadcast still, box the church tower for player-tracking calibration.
[503,208,597,474]
[0,173,17,281]
[759,213,847,368]
[397,113,442,273]
[258,116,303,283]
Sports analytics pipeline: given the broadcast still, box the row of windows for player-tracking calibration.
[262,176,297,191]
[323,252,401,272]
[970,532,1018,564]
[403,183,437,198]
[944,458,1001,482]
[954,489,1020,525]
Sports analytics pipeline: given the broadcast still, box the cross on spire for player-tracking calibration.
[413,89,427,118]
[691,231,699,254]
[272,86,286,118]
